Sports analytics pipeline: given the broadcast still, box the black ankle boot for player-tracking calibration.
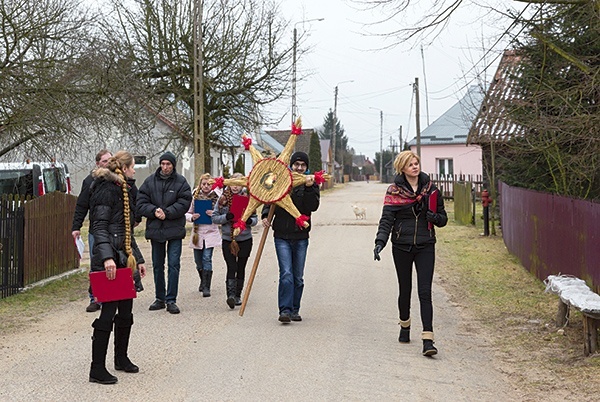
[197,269,204,292]
[226,279,236,309]
[202,270,213,298]
[398,326,410,343]
[235,279,244,306]
[422,340,438,356]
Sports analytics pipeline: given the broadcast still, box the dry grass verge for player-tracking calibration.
[437,201,600,400]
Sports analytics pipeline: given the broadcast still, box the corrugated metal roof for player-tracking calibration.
[468,50,526,144]
[259,132,284,154]
[408,85,485,146]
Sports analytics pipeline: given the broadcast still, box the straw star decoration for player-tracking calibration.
[211,117,330,237]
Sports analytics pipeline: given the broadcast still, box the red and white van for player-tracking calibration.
[0,160,71,197]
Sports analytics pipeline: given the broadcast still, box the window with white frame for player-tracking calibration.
[437,158,453,178]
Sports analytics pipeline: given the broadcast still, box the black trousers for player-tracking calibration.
[392,244,435,332]
[222,238,253,281]
[97,298,133,329]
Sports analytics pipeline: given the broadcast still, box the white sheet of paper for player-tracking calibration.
[75,236,85,259]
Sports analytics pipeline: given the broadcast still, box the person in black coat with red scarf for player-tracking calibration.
[374,150,447,357]
[88,151,147,384]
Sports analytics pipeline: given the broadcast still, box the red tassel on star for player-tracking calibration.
[295,214,309,228]
[314,170,326,185]
[233,220,247,232]
[242,136,252,150]
[211,176,224,190]
[291,123,302,135]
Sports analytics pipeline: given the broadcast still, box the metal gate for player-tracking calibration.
[0,194,26,298]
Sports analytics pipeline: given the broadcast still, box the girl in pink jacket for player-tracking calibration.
[185,173,221,297]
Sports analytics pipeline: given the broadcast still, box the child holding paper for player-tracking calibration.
[185,173,221,297]
[212,173,257,309]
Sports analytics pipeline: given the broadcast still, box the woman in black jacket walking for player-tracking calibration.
[374,150,447,356]
[88,151,146,384]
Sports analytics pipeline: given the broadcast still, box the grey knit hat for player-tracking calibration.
[159,151,177,166]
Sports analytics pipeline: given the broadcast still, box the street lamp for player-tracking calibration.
[332,80,353,182]
[292,18,324,125]
[369,107,384,182]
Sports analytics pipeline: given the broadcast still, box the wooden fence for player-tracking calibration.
[429,174,484,199]
[1,192,79,298]
[24,192,79,285]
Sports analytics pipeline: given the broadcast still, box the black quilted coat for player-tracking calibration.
[375,172,447,250]
[89,168,144,272]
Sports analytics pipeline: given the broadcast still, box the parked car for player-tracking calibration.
[0,160,71,197]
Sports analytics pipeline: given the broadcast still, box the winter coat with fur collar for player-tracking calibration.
[89,168,145,272]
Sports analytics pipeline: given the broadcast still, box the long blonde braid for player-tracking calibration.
[110,151,137,271]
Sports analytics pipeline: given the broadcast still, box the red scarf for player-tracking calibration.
[383,182,432,206]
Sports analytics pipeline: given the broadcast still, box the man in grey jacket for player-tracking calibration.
[137,152,191,314]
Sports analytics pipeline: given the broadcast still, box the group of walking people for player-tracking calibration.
[73,146,446,385]
[74,149,321,384]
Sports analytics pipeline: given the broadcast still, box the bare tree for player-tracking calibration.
[105,0,294,167]
[0,0,155,161]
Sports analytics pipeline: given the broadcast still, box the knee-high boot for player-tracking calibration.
[114,314,139,373]
[89,319,118,384]
[235,278,244,306]
[197,268,204,292]
[226,279,237,309]
[202,270,213,298]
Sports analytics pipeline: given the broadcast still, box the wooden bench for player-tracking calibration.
[545,275,600,356]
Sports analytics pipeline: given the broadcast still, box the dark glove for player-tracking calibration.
[226,212,234,221]
[426,210,439,225]
[245,217,253,225]
[133,268,144,292]
[373,244,382,261]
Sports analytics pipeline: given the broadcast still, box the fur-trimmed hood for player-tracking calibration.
[92,167,125,185]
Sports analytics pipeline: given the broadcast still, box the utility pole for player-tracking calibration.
[332,85,338,181]
[399,125,403,151]
[379,110,383,182]
[193,0,204,181]
[291,18,324,125]
[291,26,298,125]
[332,80,353,183]
[415,77,421,158]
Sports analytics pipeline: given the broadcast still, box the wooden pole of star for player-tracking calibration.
[239,205,276,316]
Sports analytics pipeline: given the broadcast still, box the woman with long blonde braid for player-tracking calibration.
[88,151,147,384]
[185,173,220,297]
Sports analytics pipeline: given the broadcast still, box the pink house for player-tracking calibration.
[408,85,484,179]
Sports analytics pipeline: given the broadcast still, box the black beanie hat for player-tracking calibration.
[290,151,309,167]
[160,151,177,166]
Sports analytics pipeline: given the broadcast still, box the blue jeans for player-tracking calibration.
[194,246,214,272]
[275,238,308,314]
[151,239,182,304]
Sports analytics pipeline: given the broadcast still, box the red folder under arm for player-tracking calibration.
[428,189,439,230]
[89,268,137,303]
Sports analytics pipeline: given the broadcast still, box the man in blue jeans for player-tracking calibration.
[262,151,320,323]
[137,151,191,314]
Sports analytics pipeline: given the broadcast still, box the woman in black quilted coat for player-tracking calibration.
[373,150,447,357]
[88,151,146,384]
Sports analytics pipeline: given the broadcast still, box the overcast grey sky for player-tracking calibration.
[268,0,522,160]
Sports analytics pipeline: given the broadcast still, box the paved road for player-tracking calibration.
[0,181,518,401]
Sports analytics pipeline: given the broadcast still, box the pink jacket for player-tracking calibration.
[185,201,221,249]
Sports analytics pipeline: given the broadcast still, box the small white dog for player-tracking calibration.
[352,205,366,220]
